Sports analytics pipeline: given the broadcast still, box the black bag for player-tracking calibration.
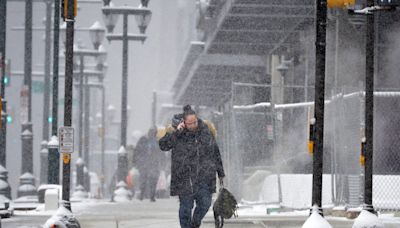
[213,188,238,228]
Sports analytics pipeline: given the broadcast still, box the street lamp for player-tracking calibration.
[89,21,106,50]
[141,0,150,7]
[102,1,119,33]
[102,1,151,201]
[135,5,152,34]
[72,47,106,195]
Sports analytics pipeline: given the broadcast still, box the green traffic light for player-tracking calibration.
[6,116,12,123]
[3,77,9,85]
[48,117,53,123]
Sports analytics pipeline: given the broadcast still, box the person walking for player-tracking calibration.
[159,105,225,228]
[135,127,162,202]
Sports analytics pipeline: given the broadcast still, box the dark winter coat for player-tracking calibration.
[134,136,162,176]
[159,119,225,196]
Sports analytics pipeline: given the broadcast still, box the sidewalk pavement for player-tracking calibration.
[2,198,400,228]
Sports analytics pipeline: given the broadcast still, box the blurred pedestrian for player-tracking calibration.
[135,127,162,202]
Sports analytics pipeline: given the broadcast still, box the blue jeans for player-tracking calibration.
[178,183,212,228]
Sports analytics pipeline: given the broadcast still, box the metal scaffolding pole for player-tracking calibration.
[364,0,375,213]
[311,0,327,212]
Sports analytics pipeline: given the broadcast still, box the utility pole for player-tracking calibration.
[311,0,327,213]
[364,0,375,213]
[62,0,76,211]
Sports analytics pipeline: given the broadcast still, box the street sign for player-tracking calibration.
[59,126,74,153]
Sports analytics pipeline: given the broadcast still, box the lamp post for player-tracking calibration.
[61,21,106,195]
[17,0,36,198]
[49,0,61,186]
[102,1,119,33]
[96,45,107,197]
[75,52,106,193]
[39,0,52,186]
[102,3,151,197]
[73,47,106,194]
[0,0,11,201]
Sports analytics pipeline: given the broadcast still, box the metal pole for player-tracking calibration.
[271,103,282,204]
[78,55,84,158]
[84,72,90,168]
[0,0,5,99]
[364,0,375,213]
[42,0,52,143]
[18,0,36,197]
[41,0,52,185]
[0,0,8,168]
[52,0,61,137]
[76,55,85,191]
[311,0,327,212]
[24,0,33,122]
[49,0,61,186]
[63,0,76,211]
[117,14,129,183]
[121,14,128,147]
[101,84,105,197]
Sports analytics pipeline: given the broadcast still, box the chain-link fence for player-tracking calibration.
[223,83,400,211]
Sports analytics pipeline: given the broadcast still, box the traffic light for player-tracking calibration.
[328,0,355,8]
[62,0,77,21]
[360,138,366,166]
[3,59,10,87]
[6,106,13,124]
[48,117,53,123]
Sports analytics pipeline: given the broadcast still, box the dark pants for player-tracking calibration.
[140,171,159,200]
[178,183,212,228]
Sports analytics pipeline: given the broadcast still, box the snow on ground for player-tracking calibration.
[352,210,384,228]
[259,174,333,209]
[302,210,332,228]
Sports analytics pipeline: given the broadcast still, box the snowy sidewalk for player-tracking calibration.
[3,198,400,228]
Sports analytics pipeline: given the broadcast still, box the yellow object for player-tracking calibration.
[328,0,355,8]
[63,153,71,164]
[203,120,217,138]
[360,155,365,166]
[308,141,314,155]
[74,0,77,17]
[157,127,168,140]
[63,0,77,18]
